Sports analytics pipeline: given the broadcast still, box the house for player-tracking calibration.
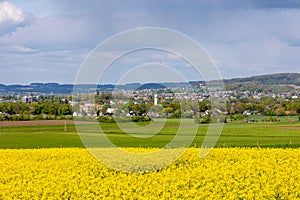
[79,103,102,116]
[243,110,252,116]
[21,95,38,103]
[106,108,116,115]
[284,110,297,115]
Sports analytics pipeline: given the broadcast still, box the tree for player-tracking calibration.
[297,108,300,121]
[102,104,109,114]
[274,104,285,116]
[58,104,72,115]
[164,107,174,115]
[199,100,210,112]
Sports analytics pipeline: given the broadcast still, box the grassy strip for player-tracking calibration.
[0,119,300,149]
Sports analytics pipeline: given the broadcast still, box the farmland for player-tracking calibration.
[0,148,299,199]
[0,119,300,199]
[1,118,300,149]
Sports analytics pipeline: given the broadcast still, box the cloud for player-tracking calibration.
[0,44,37,53]
[0,1,34,36]
[3,12,115,52]
[0,0,299,84]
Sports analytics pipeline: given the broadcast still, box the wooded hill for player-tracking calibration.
[224,73,300,86]
[224,73,300,93]
[0,73,299,95]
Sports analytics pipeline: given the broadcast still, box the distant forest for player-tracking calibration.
[0,73,299,95]
[224,73,300,86]
[224,73,300,93]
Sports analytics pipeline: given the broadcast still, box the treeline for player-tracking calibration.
[224,73,300,86]
[117,96,300,119]
[151,97,300,117]
[225,82,295,94]
[0,102,72,121]
[224,73,300,93]
[92,93,300,119]
[1,95,300,122]
[227,97,300,116]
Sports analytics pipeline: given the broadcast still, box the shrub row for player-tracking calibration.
[98,116,152,123]
[0,114,73,121]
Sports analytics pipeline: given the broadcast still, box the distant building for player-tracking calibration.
[79,103,99,116]
[243,110,252,116]
[21,95,38,103]
[154,94,158,105]
[284,110,297,115]
[106,108,116,115]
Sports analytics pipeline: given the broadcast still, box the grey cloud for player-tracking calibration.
[0,0,299,84]
[0,2,35,36]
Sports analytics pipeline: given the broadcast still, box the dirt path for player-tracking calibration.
[267,125,300,131]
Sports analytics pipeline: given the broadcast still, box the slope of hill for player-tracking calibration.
[0,73,299,95]
[224,73,300,93]
[224,73,300,86]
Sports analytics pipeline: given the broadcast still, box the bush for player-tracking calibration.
[98,116,152,123]
[98,116,116,123]
[195,114,212,124]
[262,117,280,122]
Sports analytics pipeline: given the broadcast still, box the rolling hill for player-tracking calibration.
[0,73,299,95]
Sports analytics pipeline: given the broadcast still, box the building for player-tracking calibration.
[21,95,38,103]
[154,94,158,105]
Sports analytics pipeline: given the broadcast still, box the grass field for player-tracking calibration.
[1,119,299,199]
[1,118,300,149]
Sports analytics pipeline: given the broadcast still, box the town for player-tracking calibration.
[0,80,299,123]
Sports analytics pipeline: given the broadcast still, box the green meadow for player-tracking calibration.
[0,118,300,149]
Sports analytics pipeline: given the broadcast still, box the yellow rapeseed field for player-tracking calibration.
[0,148,299,199]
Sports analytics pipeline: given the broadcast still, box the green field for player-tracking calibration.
[0,118,300,149]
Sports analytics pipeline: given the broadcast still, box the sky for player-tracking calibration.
[0,0,299,85]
